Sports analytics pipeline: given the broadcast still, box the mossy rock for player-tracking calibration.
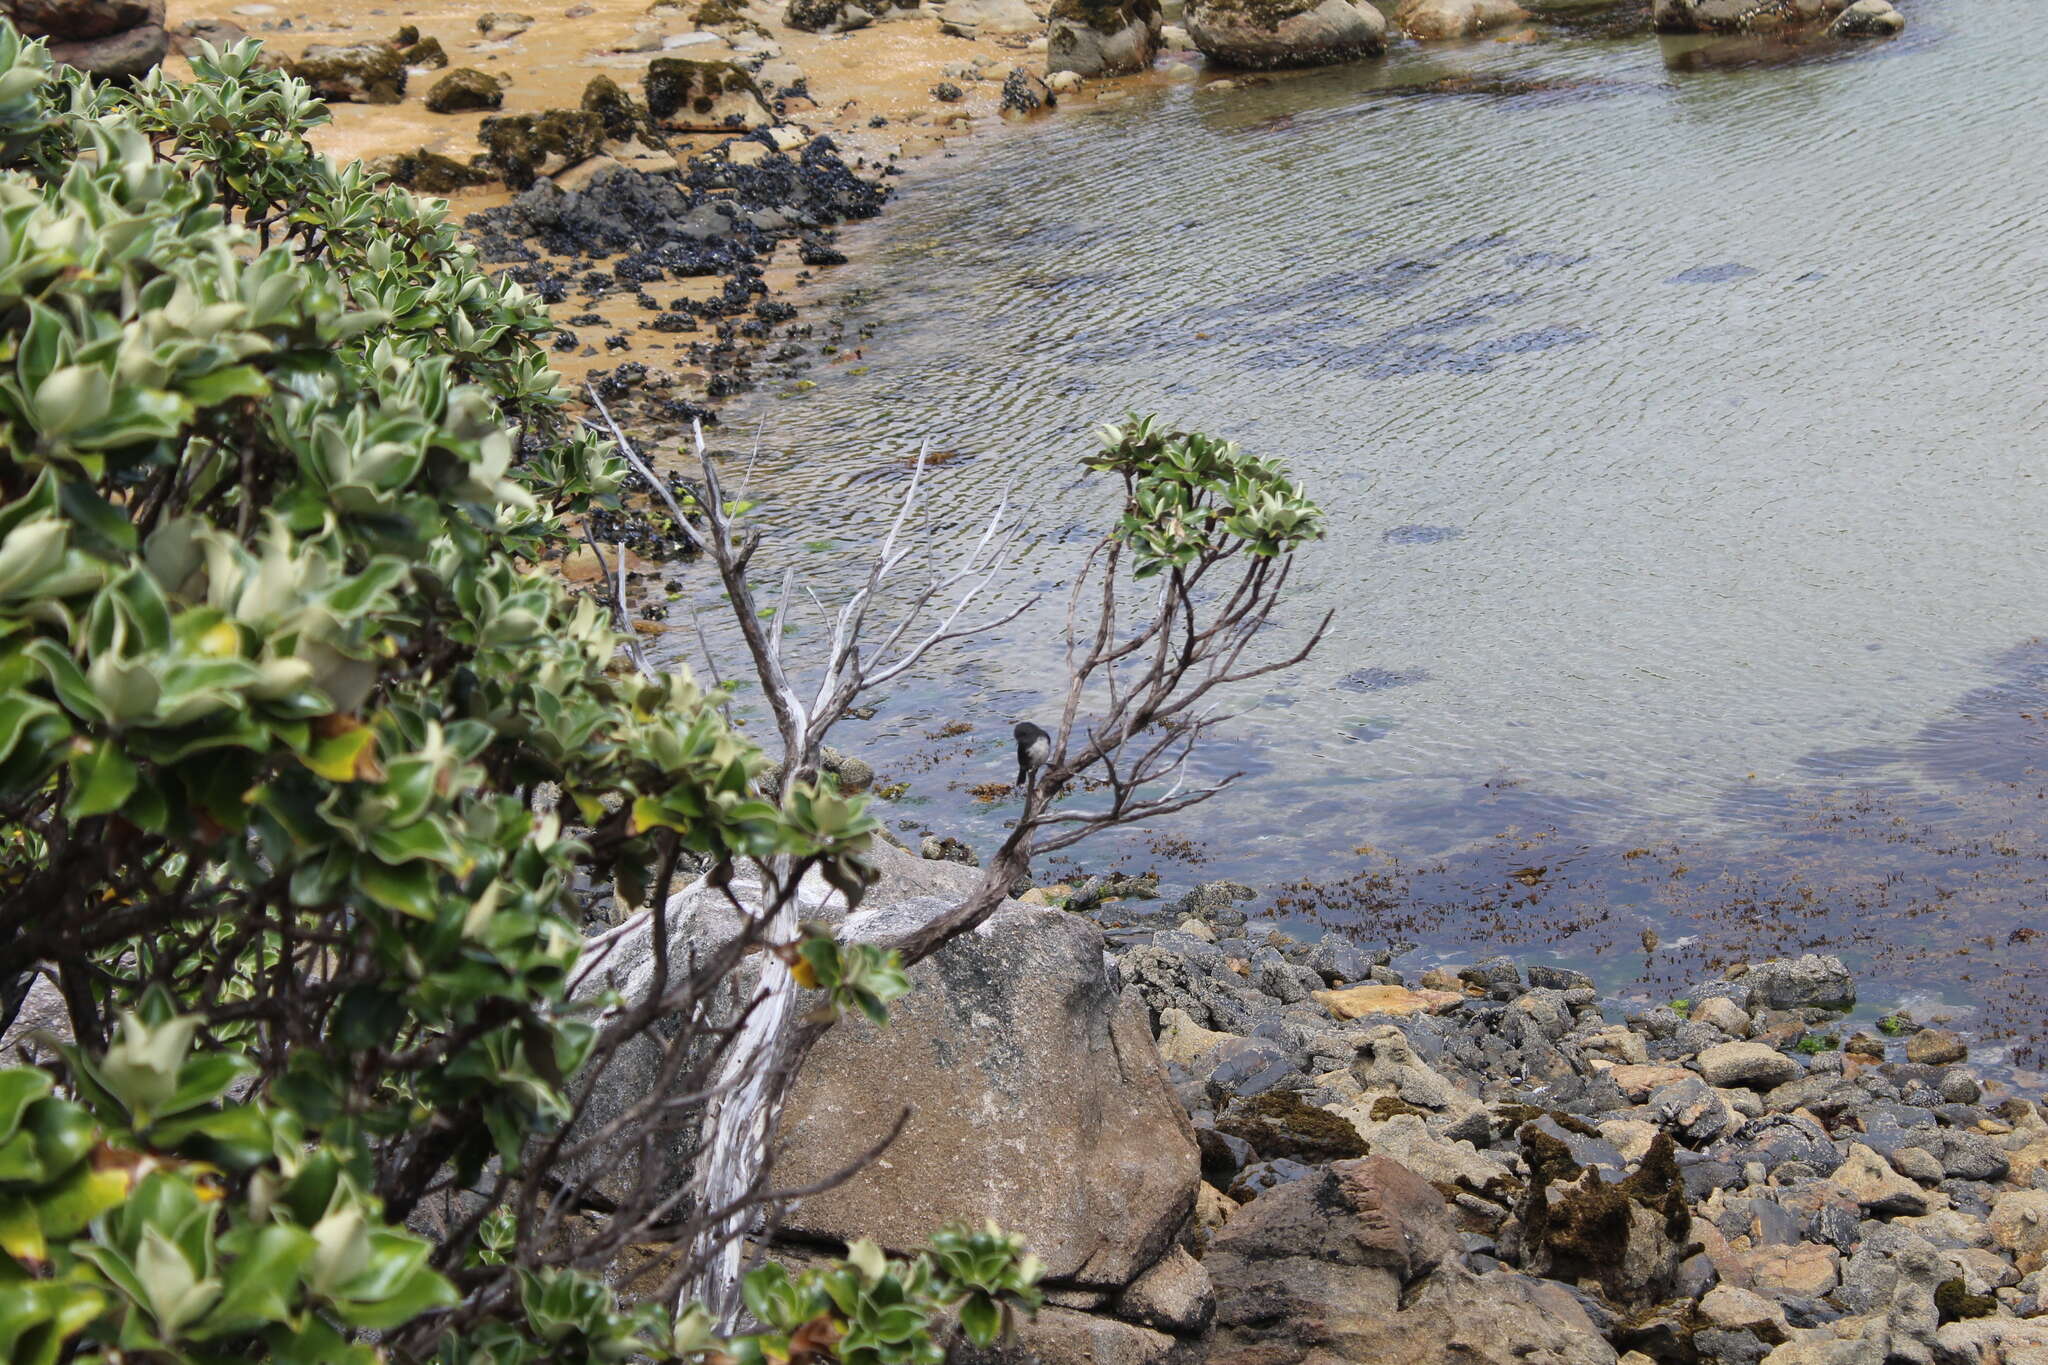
[478,109,607,189]
[786,0,874,29]
[287,41,406,104]
[398,36,449,68]
[641,58,769,131]
[1935,1278,1995,1324]
[425,68,504,114]
[581,75,655,144]
[1516,1128,1690,1308]
[374,148,495,194]
[1216,1090,1369,1164]
[1368,1095,1428,1121]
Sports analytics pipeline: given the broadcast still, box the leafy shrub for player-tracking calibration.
[0,25,1029,1363]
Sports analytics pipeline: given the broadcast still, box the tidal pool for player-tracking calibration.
[677,0,2048,1075]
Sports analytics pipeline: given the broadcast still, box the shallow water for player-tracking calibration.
[680,0,2048,1074]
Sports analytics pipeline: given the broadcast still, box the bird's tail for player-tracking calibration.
[1015,764,1029,788]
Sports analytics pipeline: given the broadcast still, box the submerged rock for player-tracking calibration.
[1185,0,1387,68]
[1048,0,1162,75]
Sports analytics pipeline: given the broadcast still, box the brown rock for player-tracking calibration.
[955,1304,1182,1365]
[45,22,168,78]
[1696,1040,1800,1090]
[1205,1158,1611,1365]
[1700,1285,1789,1343]
[1989,1189,2048,1275]
[1739,1242,1840,1297]
[8,0,160,41]
[1905,1028,1966,1065]
[1394,0,1526,39]
[1112,1246,1213,1334]
[775,907,1198,1289]
[1605,1063,1693,1101]
[171,17,246,55]
[1211,1156,1462,1282]
[1832,1143,1928,1218]
[1313,983,1464,1019]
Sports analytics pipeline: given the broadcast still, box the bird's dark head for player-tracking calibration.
[1014,721,1046,742]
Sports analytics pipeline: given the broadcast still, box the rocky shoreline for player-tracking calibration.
[766,844,2048,1365]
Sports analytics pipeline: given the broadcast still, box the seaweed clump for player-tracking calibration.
[1218,1090,1370,1163]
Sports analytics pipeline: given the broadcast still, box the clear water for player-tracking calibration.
[673,0,2048,1073]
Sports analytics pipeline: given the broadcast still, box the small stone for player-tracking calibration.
[1906,1029,1967,1066]
[1699,1285,1788,1342]
[1176,918,1217,943]
[1830,0,1904,35]
[1890,1146,1945,1185]
[1697,1040,1800,1091]
[476,10,536,36]
[1834,1142,1929,1217]
[1605,1063,1693,1101]
[930,80,963,102]
[1692,996,1752,1038]
[1113,1246,1213,1334]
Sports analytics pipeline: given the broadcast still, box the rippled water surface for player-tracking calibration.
[680,0,2048,1071]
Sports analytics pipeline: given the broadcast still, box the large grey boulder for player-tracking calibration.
[1183,0,1385,69]
[772,879,1199,1290]
[1047,0,1161,75]
[562,844,998,1208]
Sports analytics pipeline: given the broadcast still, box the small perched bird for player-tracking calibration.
[1014,721,1051,788]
